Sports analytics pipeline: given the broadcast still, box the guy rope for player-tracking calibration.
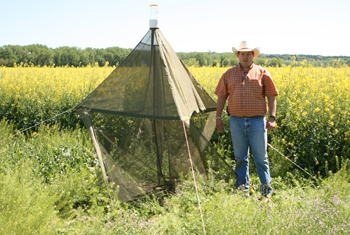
[0,108,74,144]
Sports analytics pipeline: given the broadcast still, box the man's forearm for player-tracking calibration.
[267,96,277,117]
[216,96,226,117]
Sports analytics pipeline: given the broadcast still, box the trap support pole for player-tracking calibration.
[77,110,108,184]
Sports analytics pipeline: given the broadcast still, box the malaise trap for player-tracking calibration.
[75,8,233,202]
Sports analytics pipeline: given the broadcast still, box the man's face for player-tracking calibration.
[238,51,254,68]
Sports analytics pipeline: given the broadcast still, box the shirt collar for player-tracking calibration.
[239,63,254,72]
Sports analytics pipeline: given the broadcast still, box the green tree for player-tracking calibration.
[346,58,350,66]
[220,53,234,67]
[77,49,91,66]
[332,58,344,67]
[269,58,284,67]
[53,47,80,66]
[188,58,197,67]
[94,49,106,66]
[0,45,20,66]
[222,58,231,67]
[230,57,239,66]
[0,58,7,66]
[27,45,54,66]
[195,53,209,66]
[254,57,268,67]
[212,59,220,67]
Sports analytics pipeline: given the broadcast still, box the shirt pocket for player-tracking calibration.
[247,78,263,96]
[228,78,242,95]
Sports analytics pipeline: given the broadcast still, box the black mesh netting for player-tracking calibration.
[86,112,232,201]
[76,28,234,201]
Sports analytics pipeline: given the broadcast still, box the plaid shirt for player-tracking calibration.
[215,63,279,117]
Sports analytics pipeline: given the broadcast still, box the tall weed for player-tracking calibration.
[0,160,57,235]
[147,163,350,234]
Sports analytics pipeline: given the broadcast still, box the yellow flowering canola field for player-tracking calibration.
[1,65,350,174]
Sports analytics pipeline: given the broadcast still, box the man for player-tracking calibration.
[215,41,278,198]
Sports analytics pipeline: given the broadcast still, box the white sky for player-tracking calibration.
[2,0,350,56]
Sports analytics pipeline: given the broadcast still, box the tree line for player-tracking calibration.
[0,44,132,67]
[1,44,350,67]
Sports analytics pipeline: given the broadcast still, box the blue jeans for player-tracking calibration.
[229,115,273,195]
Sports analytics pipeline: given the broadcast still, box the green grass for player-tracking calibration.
[0,120,350,234]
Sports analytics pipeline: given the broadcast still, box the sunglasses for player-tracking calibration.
[241,72,247,82]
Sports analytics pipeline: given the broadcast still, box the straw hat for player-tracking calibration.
[232,41,260,59]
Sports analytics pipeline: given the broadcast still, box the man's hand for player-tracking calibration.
[267,95,277,131]
[266,118,276,131]
[216,118,225,133]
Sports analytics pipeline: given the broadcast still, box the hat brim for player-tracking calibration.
[232,47,260,59]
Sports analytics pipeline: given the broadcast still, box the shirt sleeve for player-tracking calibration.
[263,69,279,97]
[215,72,229,100]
